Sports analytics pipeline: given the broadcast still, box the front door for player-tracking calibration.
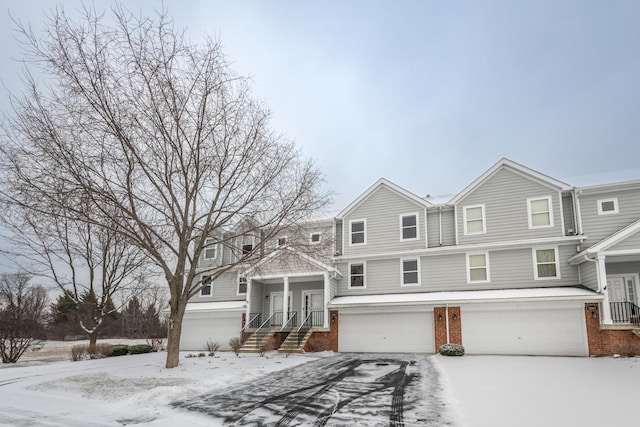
[302,291,324,326]
[607,274,639,322]
[270,292,292,326]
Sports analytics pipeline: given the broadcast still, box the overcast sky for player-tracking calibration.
[1,0,639,210]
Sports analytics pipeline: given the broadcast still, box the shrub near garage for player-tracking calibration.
[128,344,153,354]
[111,344,129,356]
[439,343,465,356]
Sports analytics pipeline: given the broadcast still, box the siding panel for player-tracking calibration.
[579,188,640,247]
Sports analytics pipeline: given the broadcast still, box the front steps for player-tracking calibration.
[278,330,313,354]
[239,328,278,353]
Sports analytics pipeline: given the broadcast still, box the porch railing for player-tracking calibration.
[282,312,298,330]
[610,302,640,326]
[270,311,284,327]
[296,311,324,347]
[248,312,278,346]
[242,312,262,331]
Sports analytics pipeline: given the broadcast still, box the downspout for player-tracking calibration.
[574,189,583,235]
[438,207,443,246]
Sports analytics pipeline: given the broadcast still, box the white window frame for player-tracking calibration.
[400,258,421,287]
[466,252,490,284]
[200,275,212,296]
[597,198,619,215]
[241,234,255,255]
[463,204,486,235]
[203,238,217,259]
[399,212,420,241]
[277,236,288,246]
[310,232,322,244]
[527,196,554,229]
[532,247,561,280]
[237,275,248,295]
[349,219,367,246]
[348,261,366,289]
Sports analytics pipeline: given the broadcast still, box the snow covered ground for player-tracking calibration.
[1,341,639,426]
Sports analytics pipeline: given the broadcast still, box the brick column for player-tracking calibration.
[448,307,462,345]
[434,307,447,350]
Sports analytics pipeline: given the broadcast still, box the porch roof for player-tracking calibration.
[328,287,602,308]
[569,218,640,265]
[184,301,246,312]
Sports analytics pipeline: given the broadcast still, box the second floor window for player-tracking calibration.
[464,205,486,235]
[349,263,365,288]
[534,248,559,279]
[467,253,489,283]
[201,275,212,296]
[527,196,553,229]
[598,198,619,215]
[310,233,321,244]
[400,214,418,240]
[277,237,287,246]
[242,244,253,254]
[402,259,420,286]
[238,276,247,294]
[350,220,366,245]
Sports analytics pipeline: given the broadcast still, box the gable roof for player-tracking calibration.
[449,158,572,205]
[243,246,341,277]
[569,218,640,264]
[337,178,432,219]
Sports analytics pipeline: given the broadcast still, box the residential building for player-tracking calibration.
[181,158,640,356]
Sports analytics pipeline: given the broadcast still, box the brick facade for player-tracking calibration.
[434,306,462,350]
[584,303,640,356]
[304,310,339,352]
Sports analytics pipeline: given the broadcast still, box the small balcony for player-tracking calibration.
[609,302,640,326]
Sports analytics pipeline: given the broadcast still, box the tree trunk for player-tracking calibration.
[88,329,98,353]
[165,310,184,368]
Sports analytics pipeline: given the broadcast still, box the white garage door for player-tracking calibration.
[339,308,434,353]
[462,302,588,356]
[181,311,242,351]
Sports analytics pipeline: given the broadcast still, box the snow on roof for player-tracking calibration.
[328,287,600,308]
[184,301,246,312]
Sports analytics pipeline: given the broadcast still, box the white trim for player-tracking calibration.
[309,232,322,244]
[450,158,571,204]
[399,212,420,241]
[400,257,421,287]
[527,195,554,229]
[349,219,367,246]
[558,190,565,236]
[454,205,459,245]
[348,261,367,289]
[569,218,640,264]
[337,178,432,219]
[463,204,486,235]
[532,246,561,280]
[203,238,218,260]
[236,274,248,296]
[249,272,327,281]
[466,252,490,284]
[336,235,584,262]
[597,197,619,215]
[602,249,640,257]
[243,245,342,277]
[199,274,212,297]
[423,207,429,248]
[301,289,324,320]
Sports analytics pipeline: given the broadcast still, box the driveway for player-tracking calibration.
[174,354,455,426]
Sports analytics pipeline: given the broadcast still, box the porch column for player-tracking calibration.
[245,278,253,324]
[323,272,330,328]
[596,254,612,324]
[283,276,289,321]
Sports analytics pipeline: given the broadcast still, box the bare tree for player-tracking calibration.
[0,273,48,363]
[0,5,329,367]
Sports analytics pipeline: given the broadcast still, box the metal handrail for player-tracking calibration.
[296,312,313,347]
[610,302,640,325]
[282,311,298,330]
[241,312,261,333]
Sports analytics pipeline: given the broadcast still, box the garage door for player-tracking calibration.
[339,308,434,353]
[181,311,242,351]
[461,302,588,356]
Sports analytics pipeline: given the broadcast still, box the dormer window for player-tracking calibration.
[204,238,217,259]
[463,205,486,235]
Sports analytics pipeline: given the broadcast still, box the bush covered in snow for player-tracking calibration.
[438,343,465,356]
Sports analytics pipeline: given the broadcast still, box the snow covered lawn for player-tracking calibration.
[1,342,638,427]
[435,354,640,427]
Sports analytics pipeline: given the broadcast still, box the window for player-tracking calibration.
[238,276,247,294]
[527,196,553,229]
[463,205,486,235]
[467,253,489,283]
[349,263,365,288]
[310,233,321,244]
[533,248,559,279]
[200,275,212,296]
[401,259,420,286]
[277,237,287,246]
[242,244,253,254]
[350,220,366,245]
[204,238,217,259]
[598,198,619,215]
[400,213,418,240]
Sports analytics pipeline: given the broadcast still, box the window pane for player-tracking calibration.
[466,207,482,221]
[351,276,364,287]
[351,264,364,275]
[402,215,417,227]
[238,283,247,294]
[311,233,320,242]
[537,264,557,278]
[404,272,418,284]
[469,254,486,268]
[531,212,550,227]
[403,260,418,272]
[352,232,365,244]
[201,285,211,295]
[352,222,364,232]
[402,227,417,239]
[278,237,287,246]
[530,199,549,213]
[470,268,487,281]
[601,201,615,212]
[242,244,253,254]
[536,249,555,263]
[202,275,212,285]
[467,219,484,233]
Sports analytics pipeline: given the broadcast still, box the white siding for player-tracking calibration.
[607,231,640,252]
[579,187,640,247]
[579,262,598,291]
